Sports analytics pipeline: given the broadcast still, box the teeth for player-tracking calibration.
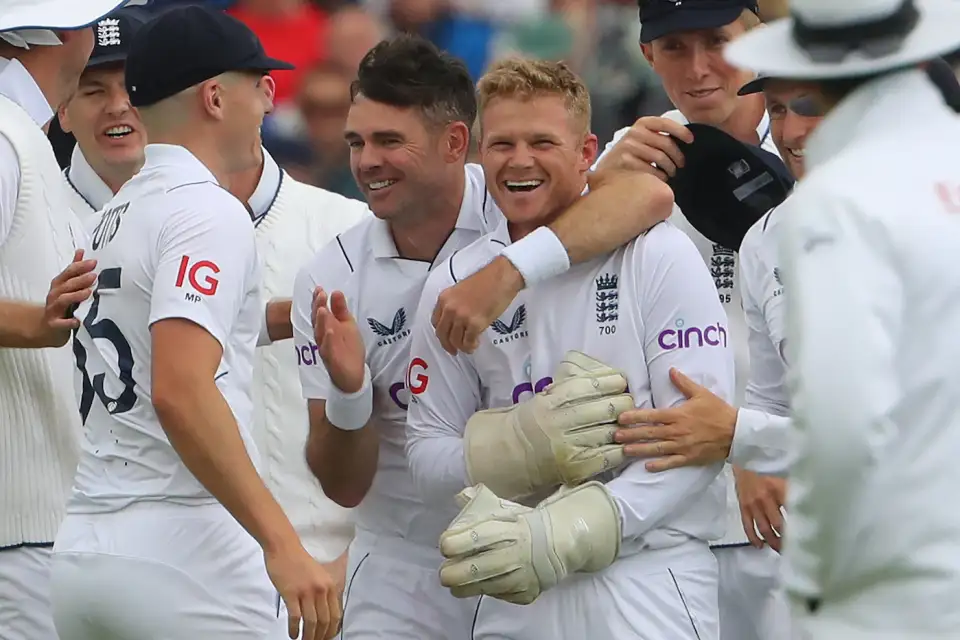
[505,180,544,191]
[368,180,396,191]
[105,126,133,137]
[789,148,805,158]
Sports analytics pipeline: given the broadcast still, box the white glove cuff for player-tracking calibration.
[500,227,570,288]
[325,365,373,431]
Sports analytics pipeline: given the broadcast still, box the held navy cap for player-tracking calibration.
[667,124,795,252]
[125,5,294,108]
[87,6,149,69]
[638,0,759,44]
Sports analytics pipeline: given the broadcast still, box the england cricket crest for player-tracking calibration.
[595,273,619,333]
[710,243,735,302]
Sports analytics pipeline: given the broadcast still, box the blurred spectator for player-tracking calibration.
[296,64,364,200]
[326,5,388,76]
[229,0,330,105]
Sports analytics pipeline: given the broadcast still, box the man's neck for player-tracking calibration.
[714,94,766,145]
[390,170,465,262]
[91,159,140,195]
[228,160,265,204]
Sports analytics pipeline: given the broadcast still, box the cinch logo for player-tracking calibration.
[658,319,727,350]
[512,376,553,404]
[295,342,321,366]
[388,357,429,411]
[367,309,410,347]
[490,306,527,345]
[175,255,220,297]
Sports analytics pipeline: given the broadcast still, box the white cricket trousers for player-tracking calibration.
[714,544,798,640]
[50,501,288,639]
[0,545,58,639]
[474,540,719,640]
[340,528,479,639]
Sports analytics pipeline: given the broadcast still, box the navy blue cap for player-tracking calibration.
[639,0,759,44]
[125,5,294,108]
[87,7,150,69]
[667,124,794,251]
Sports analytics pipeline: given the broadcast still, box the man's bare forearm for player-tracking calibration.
[551,171,674,265]
[0,299,59,349]
[266,298,293,342]
[305,401,380,509]
[154,381,300,553]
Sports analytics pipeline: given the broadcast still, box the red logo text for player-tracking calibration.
[406,357,429,395]
[175,256,220,296]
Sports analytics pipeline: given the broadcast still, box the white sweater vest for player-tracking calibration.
[0,95,86,547]
[252,174,368,561]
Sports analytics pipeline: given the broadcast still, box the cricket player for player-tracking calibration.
[423,57,733,640]
[293,35,674,640]
[724,0,960,636]
[0,1,126,637]
[59,6,363,586]
[424,15,783,631]
[49,7,339,639]
[59,7,148,224]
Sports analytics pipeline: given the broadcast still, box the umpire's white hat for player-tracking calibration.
[725,0,960,80]
[0,0,131,33]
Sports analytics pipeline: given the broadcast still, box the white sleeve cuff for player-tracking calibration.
[256,301,272,347]
[500,226,570,287]
[729,408,793,477]
[325,365,373,431]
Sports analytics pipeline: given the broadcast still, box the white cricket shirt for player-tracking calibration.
[292,164,501,547]
[526,221,735,556]
[733,206,793,476]
[67,144,263,513]
[778,69,960,635]
[595,109,779,547]
[405,218,531,506]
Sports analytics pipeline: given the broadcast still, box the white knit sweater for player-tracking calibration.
[0,95,86,548]
[252,172,368,561]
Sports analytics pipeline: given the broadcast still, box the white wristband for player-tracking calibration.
[325,365,373,431]
[500,226,571,288]
[256,299,274,347]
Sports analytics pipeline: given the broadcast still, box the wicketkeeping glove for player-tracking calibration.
[463,350,634,501]
[438,482,622,605]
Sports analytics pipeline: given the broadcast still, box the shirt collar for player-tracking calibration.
[0,57,54,127]
[68,145,116,211]
[806,69,943,173]
[248,147,282,219]
[369,163,487,259]
[142,144,219,185]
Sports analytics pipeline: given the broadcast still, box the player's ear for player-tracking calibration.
[58,103,73,133]
[443,120,471,163]
[580,133,599,171]
[640,43,655,67]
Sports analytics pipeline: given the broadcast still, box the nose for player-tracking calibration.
[105,86,131,116]
[687,44,711,80]
[781,111,808,149]
[506,142,535,170]
[355,141,383,174]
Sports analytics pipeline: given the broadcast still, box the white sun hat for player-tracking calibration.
[725,0,960,80]
[0,0,131,33]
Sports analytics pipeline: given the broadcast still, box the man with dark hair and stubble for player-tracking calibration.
[292,34,675,639]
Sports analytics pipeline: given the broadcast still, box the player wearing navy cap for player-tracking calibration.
[49,6,341,640]
[596,2,795,639]
[59,7,149,222]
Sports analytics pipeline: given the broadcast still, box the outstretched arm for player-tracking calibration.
[432,170,674,355]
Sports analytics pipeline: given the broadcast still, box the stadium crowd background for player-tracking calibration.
[49,0,791,201]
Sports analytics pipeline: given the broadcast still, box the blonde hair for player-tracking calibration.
[476,58,591,135]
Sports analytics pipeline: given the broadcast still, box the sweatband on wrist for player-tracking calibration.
[500,226,571,287]
[325,365,373,431]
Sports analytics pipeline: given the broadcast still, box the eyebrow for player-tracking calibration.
[343,129,406,142]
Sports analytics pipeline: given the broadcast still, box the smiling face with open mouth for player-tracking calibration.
[762,80,824,180]
[60,64,146,177]
[479,93,596,237]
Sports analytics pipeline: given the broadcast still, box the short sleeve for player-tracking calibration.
[291,236,357,400]
[148,187,256,348]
